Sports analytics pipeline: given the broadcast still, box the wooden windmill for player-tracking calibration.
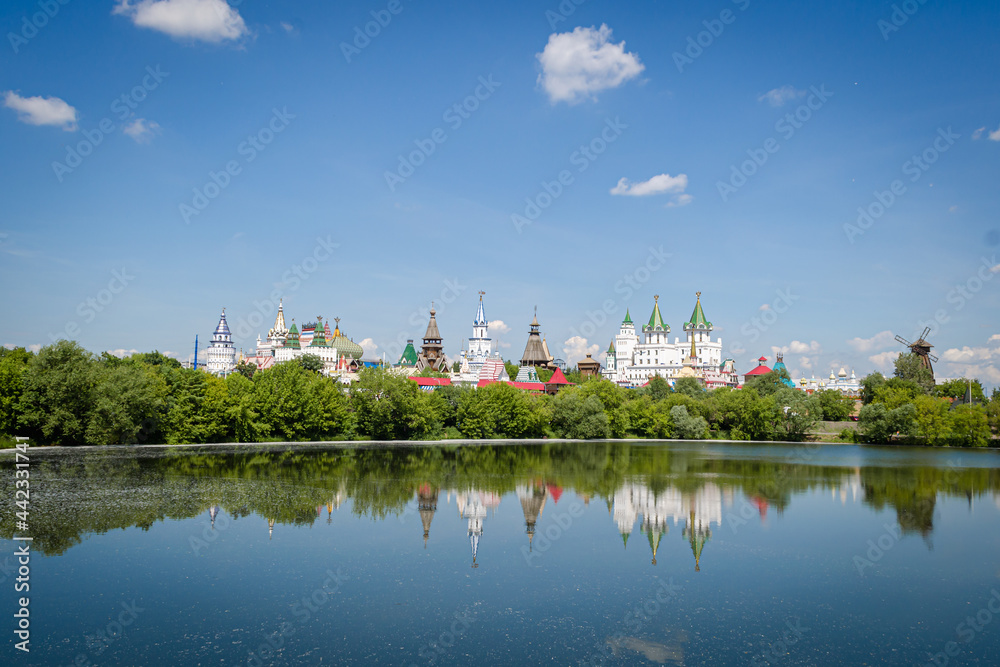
[894,327,939,379]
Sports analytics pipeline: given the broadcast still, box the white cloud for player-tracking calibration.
[799,356,814,371]
[563,335,599,365]
[3,91,77,130]
[989,334,1000,343]
[123,118,161,143]
[869,351,899,369]
[108,348,141,358]
[280,21,294,33]
[847,330,896,353]
[942,363,1000,385]
[990,125,1000,142]
[730,341,746,355]
[972,127,986,140]
[113,0,248,43]
[358,337,378,357]
[758,304,771,311]
[990,263,1000,274]
[940,345,1000,364]
[757,86,806,108]
[536,24,644,105]
[610,173,687,197]
[665,193,693,208]
[488,319,511,335]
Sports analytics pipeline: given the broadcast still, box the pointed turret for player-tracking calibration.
[310,316,328,347]
[520,307,551,369]
[416,305,446,372]
[398,339,418,366]
[284,320,301,349]
[684,291,712,331]
[684,509,711,572]
[269,299,287,337]
[623,309,632,325]
[417,484,439,548]
[474,291,487,326]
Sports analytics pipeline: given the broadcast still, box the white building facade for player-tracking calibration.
[602,293,735,387]
[205,309,237,376]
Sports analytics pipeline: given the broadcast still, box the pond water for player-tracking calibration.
[2,441,1000,666]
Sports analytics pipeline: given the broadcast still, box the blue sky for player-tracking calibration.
[2,0,999,384]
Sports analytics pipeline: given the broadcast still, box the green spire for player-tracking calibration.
[685,292,712,330]
[310,316,328,347]
[647,295,666,330]
[398,340,418,366]
[623,309,632,324]
[647,528,662,566]
[607,339,616,354]
[284,321,300,349]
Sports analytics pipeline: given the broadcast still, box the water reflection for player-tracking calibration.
[3,442,998,565]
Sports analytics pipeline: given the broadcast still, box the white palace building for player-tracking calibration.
[602,293,739,388]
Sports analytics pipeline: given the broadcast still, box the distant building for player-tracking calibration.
[205,309,236,376]
[517,309,554,381]
[603,293,737,388]
[796,368,860,397]
[577,354,602,378]
[247,301,364,376]
[415,305,448,372]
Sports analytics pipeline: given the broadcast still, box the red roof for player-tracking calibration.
[409,376,452,386]
[744,364,772,377]
[545,368,571,385]
[508,381,544,391]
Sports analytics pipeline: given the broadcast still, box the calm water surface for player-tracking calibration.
[2,441,1000,666]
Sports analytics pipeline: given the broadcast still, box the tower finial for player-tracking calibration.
[654,294,659,303]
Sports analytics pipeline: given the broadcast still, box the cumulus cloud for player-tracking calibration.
[123,118,161,143]
[280,21,294,33]
[973,127,986,140]
[799,356,814,372]
[991,126,1000,142]
[757,85,806,108]
[536,24,644,104]
[488,319,511,335]
[610,173,687,197]
[665,193,693,208]
[563,335,599,365]
[108,348,141,358]
[113,0,248,42]
[940,345,999,364]
[772,340,822,355]
[3,91,77,130]
[869,351,899,369]
[358,338,378,357]
[847,330,896,353]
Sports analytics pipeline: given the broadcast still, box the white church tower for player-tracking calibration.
[461,291,494,374]
[206,309,236,376]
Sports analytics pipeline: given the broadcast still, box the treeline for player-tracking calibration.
[854,354,999,446]
[0,342,996,446]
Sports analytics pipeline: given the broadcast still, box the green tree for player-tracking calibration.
[18,341,98,446]
[860,372,886,405]
[226,373,268,442]
[946,404,990,447]
[771,388,820,441]
[872,378,922,409]
[893,352,934,393]
[745,368,792,397]
[858,402,917,444]
[711,388,773,441]
[457,382,545,439]
[645,375,672,401]
[128,351,182,369]
[913,395,951,445]
[86,363,168,445]
[234,360,257,380]
[815,389,854,421]
[576,378,629,437]
[624,394,672,438]
[670,405,708,440]
[451,361,461,373]
[935,378,986,404]
[299,353,324,373]
[673,376,705,399]
[0,347,32,436]
[351,367,435,440]
[550,390,610,439]
[504,360,520,381]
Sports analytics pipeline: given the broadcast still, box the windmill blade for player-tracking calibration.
[920,326,932,341]
[894,335,912,346]
[928,353,939,362]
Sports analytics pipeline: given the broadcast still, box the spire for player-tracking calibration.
[310,316,328,347]
[213,309,232,338]
[475,291,487,326]
[685,291,712,330]
[284,320,300,349]
[424,304,442,341]
[623,308,632,325]
[272,299,286,334]
[646,295,666,330]
[607,339,616,354]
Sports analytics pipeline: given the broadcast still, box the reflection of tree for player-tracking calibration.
[2,444,999,556]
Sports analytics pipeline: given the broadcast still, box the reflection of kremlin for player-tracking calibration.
[454,489,501,568]
[517,483,548,551]
[612,483,728,569]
